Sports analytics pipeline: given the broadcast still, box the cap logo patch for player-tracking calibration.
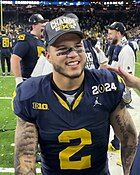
[50,17,77,31]
[61,23,71,30]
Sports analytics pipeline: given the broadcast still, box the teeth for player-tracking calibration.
[67,61,79,66]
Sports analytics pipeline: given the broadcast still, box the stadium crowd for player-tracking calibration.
[0,5,140,76]
[1,4,140,38]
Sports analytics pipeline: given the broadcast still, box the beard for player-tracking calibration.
[53,62,85,79]
[112,38,118,45]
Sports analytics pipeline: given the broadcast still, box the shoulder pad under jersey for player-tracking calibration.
[17,32,32,41]
[16,75,51,101]
[89,68,125,85]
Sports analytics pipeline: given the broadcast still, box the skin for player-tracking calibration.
[108,66,140,91]
[107,67,140,174]
[11,22,46,78]
[110,101,137,175]
[14,33,137,175]
[11,54,22,78]
[107,29,122,45]
[95,47,108,69]
[107,29,137,173]
[14,118,38,175]
[99,62,108,69]
[31,22,47,40]
[46,33,86,91]
[107,28,135,75]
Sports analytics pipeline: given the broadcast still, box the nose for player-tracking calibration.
[67,52,79,59]
[67,50,79,57]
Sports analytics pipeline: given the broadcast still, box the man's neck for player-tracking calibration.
[53,73,84,91]
[30,31,40,39]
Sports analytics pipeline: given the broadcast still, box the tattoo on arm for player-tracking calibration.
[111,101,137,175]
[14,118,38,175]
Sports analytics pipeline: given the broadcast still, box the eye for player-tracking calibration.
[75,44,83,49]
[57,47,68,52]
[56,47,69,56]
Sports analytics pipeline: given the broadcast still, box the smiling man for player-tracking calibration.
[13,16,137,175]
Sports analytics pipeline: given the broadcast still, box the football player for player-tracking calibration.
[13,16,137,175]
[11,13,47,85]
[0,30,11,76]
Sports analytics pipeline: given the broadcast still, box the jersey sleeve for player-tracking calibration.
[108,70,125,112]
[13,33,30,58]
[13,79,38,123]
[91,69,125,112]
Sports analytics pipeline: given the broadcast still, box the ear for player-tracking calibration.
[32,24,36,30]
[45,50,52,64]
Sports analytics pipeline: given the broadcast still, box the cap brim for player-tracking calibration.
[31,19,48,24]
[105,25,115,30]
[49,30,85,45]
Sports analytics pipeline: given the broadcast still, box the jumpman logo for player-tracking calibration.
[93,97,102,107]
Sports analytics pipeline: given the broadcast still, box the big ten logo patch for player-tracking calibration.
[32,102,49,110]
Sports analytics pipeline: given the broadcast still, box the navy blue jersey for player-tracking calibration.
[11,37,17,49]
[0,35,11,55]
[13,32,45,78]
[13,69,125,175]
[107,44,116,65]
[111,45,122,62]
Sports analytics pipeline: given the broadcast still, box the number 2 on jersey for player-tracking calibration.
[58,128,92,170]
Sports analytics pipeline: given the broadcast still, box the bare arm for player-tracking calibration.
[11,54,24,86]
[107,66,140,90]
[14,117,38,175]
[11,54,22,78]
[110,101,137,175]
[99,61,108,69]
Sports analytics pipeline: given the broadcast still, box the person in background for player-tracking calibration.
[107,22,135,77]
[11,13,47,86]
[11,13,47,163]
[88,36,108,69]
[107,66,140,175]
[13,15,137,175]
[104,36,116,65]
[0,30,11,76]
[107,22,136,159]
